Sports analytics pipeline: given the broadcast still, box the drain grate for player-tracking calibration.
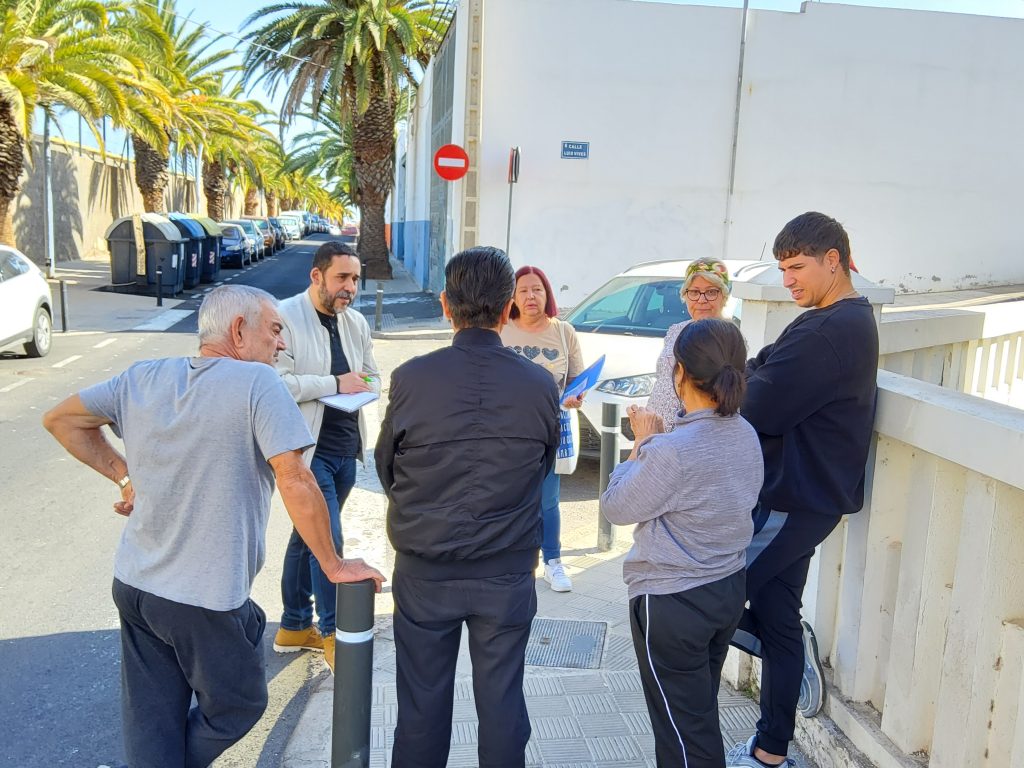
[525,618,607,669]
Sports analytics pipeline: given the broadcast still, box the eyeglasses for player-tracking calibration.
[684,288,722,302]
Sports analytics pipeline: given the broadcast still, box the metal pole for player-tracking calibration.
[331,580,375,768]
[597,402,621,551]
[505,181,514,257]
[360,261,367,292]
[43,114,56,279]
[59,280,69,332]
[156,265,163,307]
[722,0,751,260]
[374,282,384,332]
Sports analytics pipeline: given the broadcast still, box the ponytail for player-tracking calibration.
[709,363,744,417]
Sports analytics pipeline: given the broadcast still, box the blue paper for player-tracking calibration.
[561,355,606,405]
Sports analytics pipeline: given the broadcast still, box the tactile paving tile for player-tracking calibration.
[526,618,607,669]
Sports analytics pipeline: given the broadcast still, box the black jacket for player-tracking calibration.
[743,297,878,517]
[376,327,560,579]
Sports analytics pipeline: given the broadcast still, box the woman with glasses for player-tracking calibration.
[500,265,584,593]
[647,257,732,433]
[600,318,763,768]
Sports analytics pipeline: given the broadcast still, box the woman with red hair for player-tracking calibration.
[500,266,584,592]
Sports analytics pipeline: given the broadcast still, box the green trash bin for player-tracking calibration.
[103,214,186,296]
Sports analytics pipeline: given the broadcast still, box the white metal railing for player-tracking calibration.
[803,371,1024,767]
[879,302,1024,408]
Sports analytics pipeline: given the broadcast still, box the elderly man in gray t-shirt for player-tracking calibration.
[43,286,384,768]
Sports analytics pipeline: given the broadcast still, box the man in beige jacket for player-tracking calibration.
[272,241,381,672]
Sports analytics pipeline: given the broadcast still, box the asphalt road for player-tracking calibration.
[0,235,442,768]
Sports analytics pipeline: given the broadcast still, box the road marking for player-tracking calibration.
[93,338,118,349]
[132,309,194,332]
[214,281,224,286]
[0,378,33,393]
[52,355,83,368]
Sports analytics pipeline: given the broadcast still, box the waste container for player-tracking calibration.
[191,215,223,283]
[103,213,186,296]
[167,213,205,289]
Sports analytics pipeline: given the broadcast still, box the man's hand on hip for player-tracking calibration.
[337,372,373,394]
[325,558,387,592]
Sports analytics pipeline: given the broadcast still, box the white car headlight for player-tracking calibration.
[596,374,656,397]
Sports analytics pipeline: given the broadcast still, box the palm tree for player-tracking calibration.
[243,0,447,279]
[199,81,270,220]
[0,0,166,245]
[119,0,268,213]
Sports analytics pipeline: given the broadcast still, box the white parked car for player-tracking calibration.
[0,246,53,358]
[563,258,773,456]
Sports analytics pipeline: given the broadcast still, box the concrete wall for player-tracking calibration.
[396,0,1024,304]
[14,137,246,266]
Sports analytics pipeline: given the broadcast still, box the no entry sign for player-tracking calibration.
[433,144,469,181]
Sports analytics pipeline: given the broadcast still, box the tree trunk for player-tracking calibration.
[0,101,26,247]
[266,192,279,217]
[131,134,170,213]
[244,187,259,216]
[351,90,396,280]
[203,158,228,221]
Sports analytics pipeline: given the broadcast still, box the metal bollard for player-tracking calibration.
[156,265,163,307]
[331,580,376,768]
[58,280,69,332]
[360,260,367,292]
[374,282,384,332]
[597,402,621,551]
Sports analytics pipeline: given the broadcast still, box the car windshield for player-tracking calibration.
[253,220,269,232]
[565,276,690,338]
[221,225,241,238]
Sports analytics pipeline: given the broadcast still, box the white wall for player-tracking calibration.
[478,0,742,306]
[728,3,1024,294]
[461,0,1024,306]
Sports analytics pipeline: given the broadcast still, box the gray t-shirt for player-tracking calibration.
[80,357,314,610]
[600,409,764,599]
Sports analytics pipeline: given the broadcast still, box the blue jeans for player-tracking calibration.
[541,467,561,564]
[280,451,357,635]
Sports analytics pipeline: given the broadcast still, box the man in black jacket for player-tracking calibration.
[727,212,879,768]
[376,246,560,768]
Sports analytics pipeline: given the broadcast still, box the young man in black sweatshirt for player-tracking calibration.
[727,212,879,768]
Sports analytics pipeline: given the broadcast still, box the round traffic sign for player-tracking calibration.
[433,144,470,181]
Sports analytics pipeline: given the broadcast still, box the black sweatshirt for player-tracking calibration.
[742,297,878,517]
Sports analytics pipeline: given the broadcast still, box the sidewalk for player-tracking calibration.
[353,257,451,340]
[281,451,815,768]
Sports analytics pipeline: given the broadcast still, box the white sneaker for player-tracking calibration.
[544,559,573,592]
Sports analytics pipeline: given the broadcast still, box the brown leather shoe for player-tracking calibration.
[323,633,335,674]
[273,626,324,653]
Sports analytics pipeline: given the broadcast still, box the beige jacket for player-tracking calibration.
[276,290,381,465]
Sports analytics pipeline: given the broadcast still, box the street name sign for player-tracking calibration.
[561,141,589,159]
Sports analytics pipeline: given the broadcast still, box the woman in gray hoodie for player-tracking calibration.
[600,319,764,768]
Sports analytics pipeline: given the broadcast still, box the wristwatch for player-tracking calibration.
[117,475,131,489]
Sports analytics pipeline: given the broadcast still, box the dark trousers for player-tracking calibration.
[630,570,746,768]
[729,506,840,756]
[112,579,268,768]
[280,451,356,635]
[391,570,536,768]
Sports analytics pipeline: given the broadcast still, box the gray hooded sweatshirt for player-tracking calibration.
[600,409,764,600]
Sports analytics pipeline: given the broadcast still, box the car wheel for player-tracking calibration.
[25,306,52,358]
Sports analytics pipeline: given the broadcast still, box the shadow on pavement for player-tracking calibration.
[0,622,318,768]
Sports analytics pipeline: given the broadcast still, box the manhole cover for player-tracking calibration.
[526,618,607,669]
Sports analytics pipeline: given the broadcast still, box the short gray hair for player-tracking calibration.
[198,285,277,345]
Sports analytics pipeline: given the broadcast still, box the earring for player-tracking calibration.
[831,266,836,273]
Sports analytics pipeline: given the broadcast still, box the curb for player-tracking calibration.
[371,328,453,341]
